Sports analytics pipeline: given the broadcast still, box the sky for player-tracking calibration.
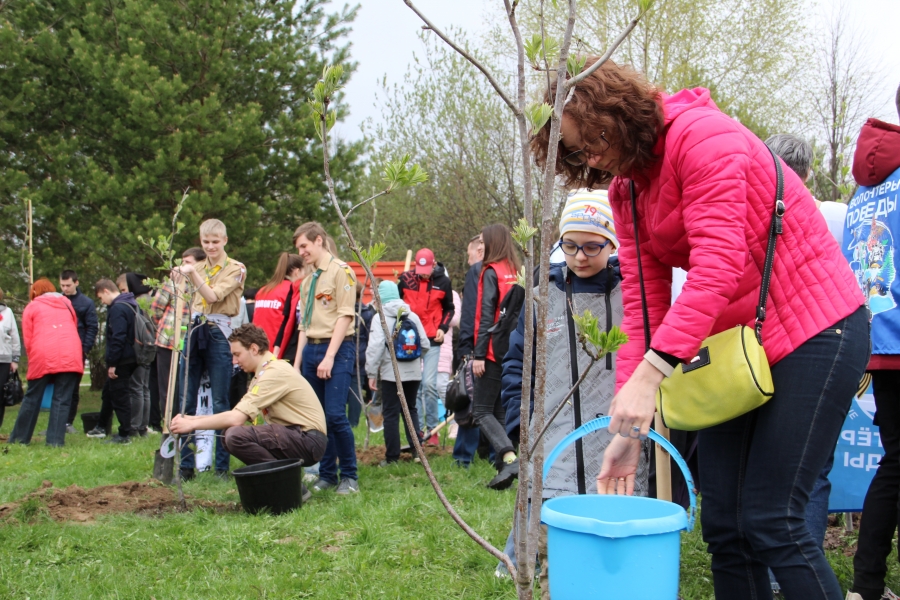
[329,0,900,142]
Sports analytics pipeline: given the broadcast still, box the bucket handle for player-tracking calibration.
[542,415,696,531]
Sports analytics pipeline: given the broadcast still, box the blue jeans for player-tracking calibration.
[453,424,482,465]
[178,323,234,472]
[417,344,440,431]
[769,454,835,591]
[10,373,79,447]
[699,306,870,600]
[303,340,358,483]
[346,369,364,428]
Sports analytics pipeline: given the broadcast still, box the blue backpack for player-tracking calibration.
[392,308,422,361]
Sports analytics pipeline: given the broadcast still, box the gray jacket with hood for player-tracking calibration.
[0,304,21,363]
[366,299,430,383]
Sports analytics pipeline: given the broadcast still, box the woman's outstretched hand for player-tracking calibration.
[596,435,643,496]
[607,358,665,440]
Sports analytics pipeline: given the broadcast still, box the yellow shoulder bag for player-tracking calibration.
[630,146,785,431]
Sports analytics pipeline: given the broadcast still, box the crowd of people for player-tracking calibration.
[2,59,900,600]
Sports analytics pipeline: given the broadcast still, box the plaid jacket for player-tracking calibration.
[150,279,191,350]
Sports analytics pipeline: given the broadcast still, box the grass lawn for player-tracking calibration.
[1,388,897,599]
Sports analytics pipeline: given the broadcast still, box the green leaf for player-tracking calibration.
[525,103,554,135]
[511,217,538,249]
[638,0,654,12]
[515,265,528,289]
[353,242,387,267]
[524,33,560,67]
[382,154,428,191]
[524,34,543,66]
[572,311,629,359]
[567,54,587,78]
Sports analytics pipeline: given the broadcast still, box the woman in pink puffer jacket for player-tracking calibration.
[532,59,868,600]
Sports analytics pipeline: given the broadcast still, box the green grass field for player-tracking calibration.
[0,388,897,599]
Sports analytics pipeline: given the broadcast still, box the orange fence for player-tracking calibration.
[347,261,406,304]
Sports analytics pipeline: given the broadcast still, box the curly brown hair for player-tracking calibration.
[530,58,664,189]
[228,323,270,353]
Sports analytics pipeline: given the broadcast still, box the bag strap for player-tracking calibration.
[756,147,786,344]
[629,148,786,353]
[564,274,587,495]
[629,180,653,354]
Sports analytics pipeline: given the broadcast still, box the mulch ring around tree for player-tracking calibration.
[0,480,238,524]
[355,444,452,466]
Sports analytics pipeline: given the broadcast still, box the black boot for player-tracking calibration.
[487,458,519,490]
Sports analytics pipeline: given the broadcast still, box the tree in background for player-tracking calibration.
[351,30,532,284]
[806,3,879,203]
[517,0,808,140]
[0,0,363,297]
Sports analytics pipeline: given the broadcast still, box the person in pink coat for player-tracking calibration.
[437,289,461,404]
[9,278,85,447]
[532,58,868,600]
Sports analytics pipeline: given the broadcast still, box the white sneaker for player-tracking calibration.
[845,589,900,600]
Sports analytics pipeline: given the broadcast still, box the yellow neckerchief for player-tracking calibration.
[201,257,229,311]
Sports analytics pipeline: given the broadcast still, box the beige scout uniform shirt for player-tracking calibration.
[297,253,356,339]
[190,253,246,317]
[234,353,327,433]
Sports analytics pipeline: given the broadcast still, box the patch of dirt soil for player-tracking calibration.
[0,480,237,524]
[824,513,862,556]
[355,444,452,466]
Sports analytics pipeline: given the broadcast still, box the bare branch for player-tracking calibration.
[402,0,520,116]
[565,10,645,90]
[345,190,388,219]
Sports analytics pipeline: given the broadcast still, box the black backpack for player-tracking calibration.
[127,304,158,366]
[487,284,526,361]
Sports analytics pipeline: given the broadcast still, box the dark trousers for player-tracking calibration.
[852,370,900,599]
[302,340,357,483]
[699,306,869,600]
[155,346,174,422]
[224,424,328,466]
[0,362,10,429]
[230,368,248,409]
[148,357,160,430]
[472,359,514,464]
[178,324,233,472]
[66,348,85,425]
[99,362,137,437]
[10,372,79,446]
[66,382,80,426]
[382,379,422,462]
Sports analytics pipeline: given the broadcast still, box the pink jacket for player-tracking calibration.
[24,293,85,380]
[609,88,864,390]
[438,291,461,374]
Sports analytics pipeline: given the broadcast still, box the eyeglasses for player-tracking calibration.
[559,239,611,257]
[561,131,610,167]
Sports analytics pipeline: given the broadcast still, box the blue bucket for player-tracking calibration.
[541,416,696,600]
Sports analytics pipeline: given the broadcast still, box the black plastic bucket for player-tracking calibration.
[233,459,304,515]
[81,411,103,433]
